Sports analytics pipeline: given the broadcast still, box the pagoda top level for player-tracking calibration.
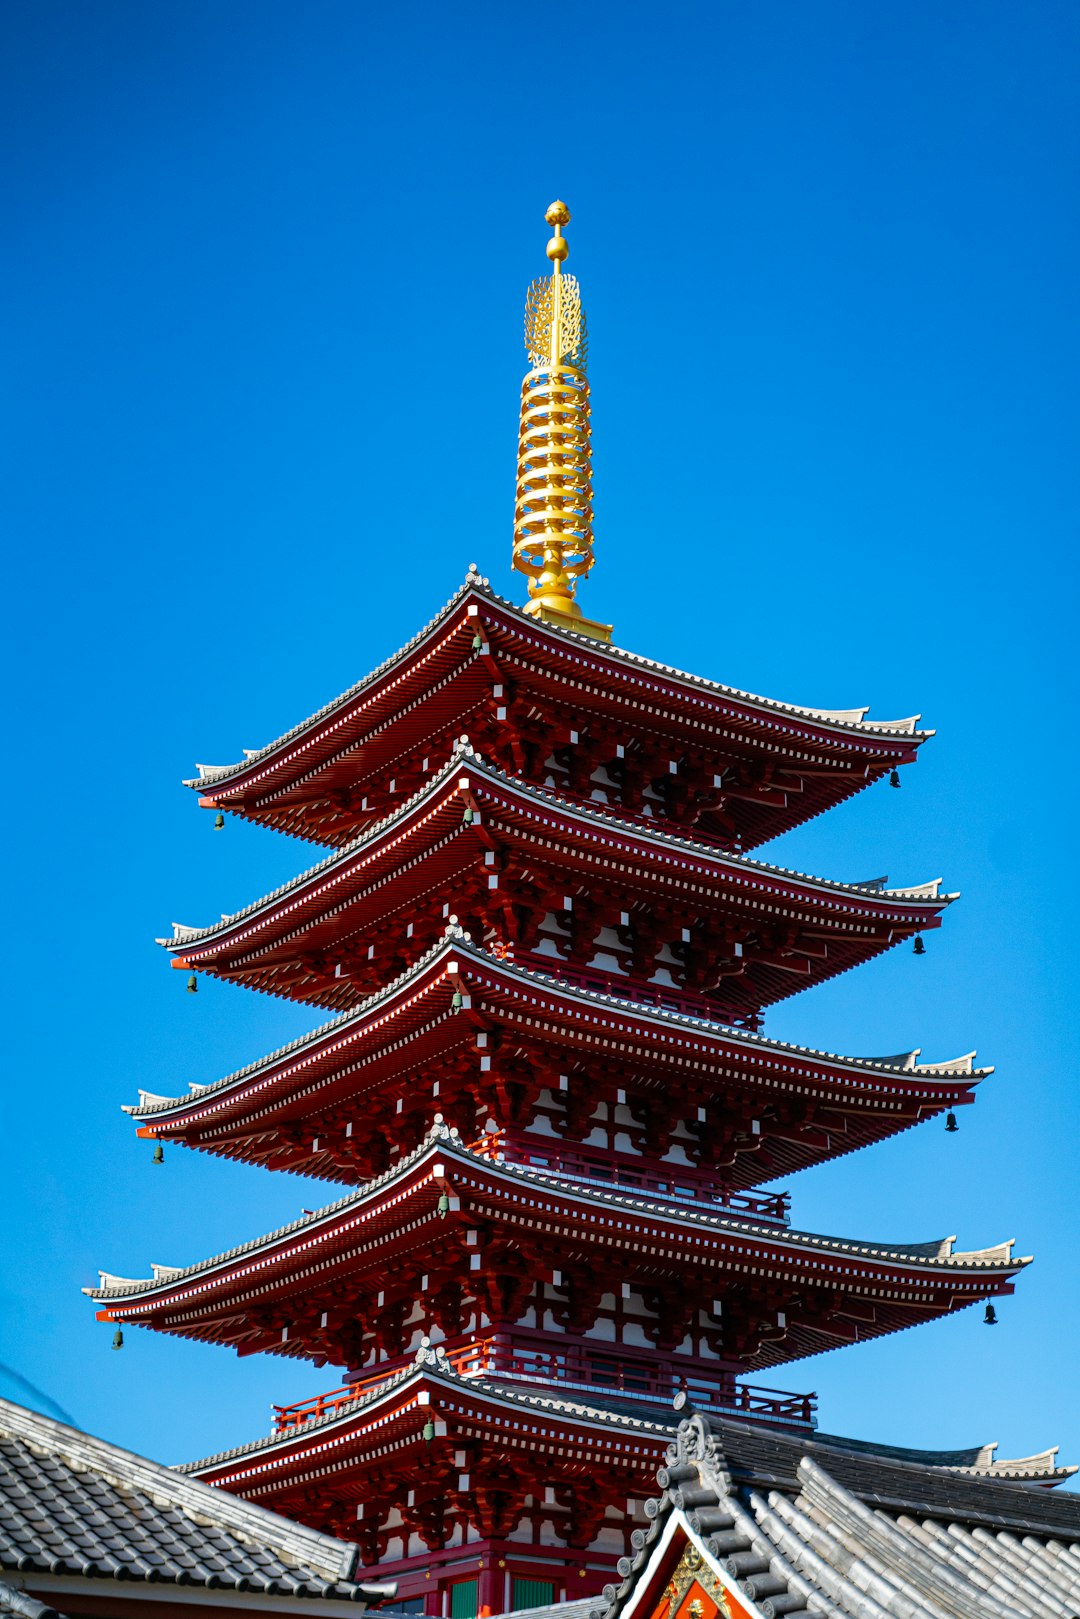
[190,574,930,852]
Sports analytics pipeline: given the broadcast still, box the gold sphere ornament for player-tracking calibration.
[546,234,569,262]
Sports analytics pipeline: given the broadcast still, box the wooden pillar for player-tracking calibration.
[477,1555,503,1618]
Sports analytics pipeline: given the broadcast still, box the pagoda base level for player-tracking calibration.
[375,1540,611,1614]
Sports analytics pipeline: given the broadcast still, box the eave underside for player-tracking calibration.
[133,942,981,1190]
[167,759,949,1022]
[89,1134,1022,1376]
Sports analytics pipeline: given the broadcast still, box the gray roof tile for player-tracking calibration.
[0,1399,394,1607]
[594,1408,1080,1619]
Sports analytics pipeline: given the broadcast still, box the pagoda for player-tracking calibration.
[88,203,1034,1615]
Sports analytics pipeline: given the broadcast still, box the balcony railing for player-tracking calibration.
[272,1337,816,1434]
[470,1132,789,1225]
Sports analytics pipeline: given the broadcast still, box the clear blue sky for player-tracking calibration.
[3,0,1078,1479]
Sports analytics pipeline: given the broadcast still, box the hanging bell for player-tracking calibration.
[213,811,225,830]
[984,1303,998,1326]
[471,631,484,653]
[422,1417,436,1443]
[945,1111,958,1133]
[186,974,198,993]
[461,805,474,826]
[889,769,901,789]
[111,1328,124,1350]
[451,988,463,1012]
[437,1191,451,1218]
[912,935,926,956]
[152,1142,165,1165]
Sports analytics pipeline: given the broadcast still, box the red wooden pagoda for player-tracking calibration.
[88,202,1032,1616]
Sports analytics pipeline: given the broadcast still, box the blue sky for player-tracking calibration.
[3,0,1078,1478]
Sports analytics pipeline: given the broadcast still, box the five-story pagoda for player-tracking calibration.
[88,204,1034,1614]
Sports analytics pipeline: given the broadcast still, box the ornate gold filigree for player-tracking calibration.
[664,1542,732,1619]
[524,274,588,371]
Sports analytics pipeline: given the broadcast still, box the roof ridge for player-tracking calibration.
[188,568,931,793]
[129,930,986,1120]
[166,745,953,952]
[88,1126,1025,1305]
[0,1396,362,1585]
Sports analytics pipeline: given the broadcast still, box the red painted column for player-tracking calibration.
[477,1556,503,1617]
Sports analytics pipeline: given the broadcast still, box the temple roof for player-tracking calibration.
[0,1396,395,1609]
[187,572,930,851]
[172,747,950,950]
[179,1343,1076,1503]
[126,931,986,1187]
[87,1123,1026,1301]
[164,746,953,1017]
[192,573,926,792]
[86,1124,1028,1372]
[595,1404,1080,1619]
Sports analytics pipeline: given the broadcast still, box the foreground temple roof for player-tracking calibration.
[128,931,986,1187]
[87,1124,1028,1373]
[0,1396,395,1613]
[187,572,930,851]
[593,1404,1080,1619]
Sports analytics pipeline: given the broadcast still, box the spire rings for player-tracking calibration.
[513,362,594,591]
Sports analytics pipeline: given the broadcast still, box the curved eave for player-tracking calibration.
[127,934,987,1147]
[186,575,931,851]
[181,1352,674,1493]
[181,1365,1076,1509]
[163,749,953,965]
[86,1130,1029,1339]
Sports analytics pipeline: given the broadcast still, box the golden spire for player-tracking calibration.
[512,200,612,641]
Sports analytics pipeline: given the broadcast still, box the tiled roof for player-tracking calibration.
[189,569,928,790]
[0,1397,394,1607]
[596,1407,1080,1619]
[128,928,986,1122]
[492,1601,595,1619]
[166,744,952,951]
[178,1349,1074,1514]
[86,1123,1026,1306]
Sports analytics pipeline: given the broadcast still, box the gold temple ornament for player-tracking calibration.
[513,200,613,641]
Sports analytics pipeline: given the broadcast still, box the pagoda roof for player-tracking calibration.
[188,571,931,851]
[165,746,953,1015]
[181,1342,676,1493]
[596,1404,1080,1619]
[87,1124,1028,1373]
[179,1344,1076,1508]
[128,931,987,1186]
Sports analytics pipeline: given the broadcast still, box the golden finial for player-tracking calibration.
[512,200,612,641]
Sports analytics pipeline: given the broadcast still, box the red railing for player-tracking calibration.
[272,1336,815,1433]
[468,1130,789,1224]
